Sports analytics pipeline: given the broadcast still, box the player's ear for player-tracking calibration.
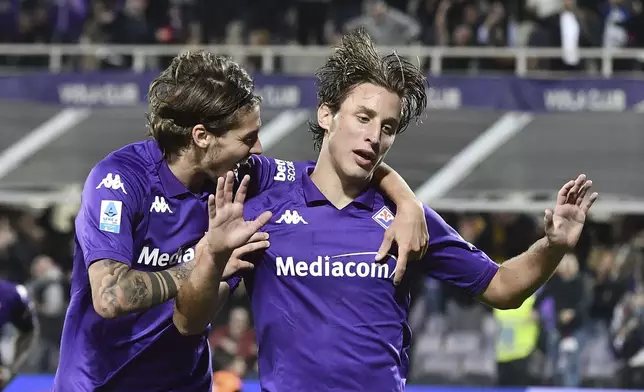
[317,104,332,132]
[192,124,210,149]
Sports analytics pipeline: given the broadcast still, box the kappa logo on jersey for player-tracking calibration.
[273,158,296,182]
[96,173,127,194]
[99,200,122,233]
[276,210,308,225]
[372,206,395,230]
[150,196,173,214]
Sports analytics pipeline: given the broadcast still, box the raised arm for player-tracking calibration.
[479,175,598,309]
[174,172,271,335]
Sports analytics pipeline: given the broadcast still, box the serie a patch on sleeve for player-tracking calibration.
[99,200,123,234]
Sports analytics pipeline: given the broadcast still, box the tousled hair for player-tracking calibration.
[146,51,261,159]
[310,28,428,151]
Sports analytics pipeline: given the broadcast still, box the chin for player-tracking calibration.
[342,166,373,183]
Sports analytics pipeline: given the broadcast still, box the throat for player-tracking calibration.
[309,163,369,210]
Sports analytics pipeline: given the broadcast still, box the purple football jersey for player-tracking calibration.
[54,140,306,391]
[240,166,499,392]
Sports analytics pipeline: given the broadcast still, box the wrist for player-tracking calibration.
[543,236,569,255]
[202,234,232,260]
[398,197,423,210]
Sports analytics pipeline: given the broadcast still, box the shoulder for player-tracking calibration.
[246,155,314,182]
[373,192,459,237]
[244,177,304,219]
[85,141,154,197]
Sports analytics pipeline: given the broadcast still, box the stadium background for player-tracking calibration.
[1,0,644,391]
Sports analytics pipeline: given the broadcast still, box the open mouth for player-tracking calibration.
[353,149,376,164]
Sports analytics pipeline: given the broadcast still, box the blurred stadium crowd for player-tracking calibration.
[1,0,644,72]
[1,202,644,388]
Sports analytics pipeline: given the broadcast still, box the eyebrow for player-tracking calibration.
[356,105,399,126]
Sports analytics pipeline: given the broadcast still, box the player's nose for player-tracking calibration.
[250,138,263,155]
[364,126,381,150]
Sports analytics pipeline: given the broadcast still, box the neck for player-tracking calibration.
[166,152,206,193]
[310,150,370,209]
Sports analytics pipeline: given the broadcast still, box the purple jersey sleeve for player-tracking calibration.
[75,159,145,268]
[241,155,314,197]
[9,284,34,333]
[423,207,499,297]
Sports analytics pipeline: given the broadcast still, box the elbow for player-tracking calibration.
[494,297,526,310]
[92,298,120,319]
[174,322,206,336]
[173,313,207,336]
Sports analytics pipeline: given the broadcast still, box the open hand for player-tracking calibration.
[221,232,270,279]
[545,174,598,251]
[205,172,272,263]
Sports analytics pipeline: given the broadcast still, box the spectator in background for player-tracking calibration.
[601,0,632,71]
[243,0,290,72]
[193,0,240,44]
[0,215,30,284]
[434,0,492,71]
[589,247,630,329]
[81,0,155,70]
[26,255,67,373]
[344,0,420,45]
[415,0,439,45]
[611,288,644,388]
[209,307,257,378]
[295,0,330,45]
[540,253,589,387]
[623,0,644,48]
[477,2,516,71]
[494,292,541,386]
[521,0,562,50]
[615,0,644,71]
[328,0,362,41]
[50,0,88,43]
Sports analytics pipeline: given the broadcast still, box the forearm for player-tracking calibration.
[91,258,195,318]
[486,237,566,308]
[373,163,419,204]
[173,247,229,335]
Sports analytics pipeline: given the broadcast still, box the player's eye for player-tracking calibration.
[357,115,369,123]
[382,125,394,135]
[244,133,258,145]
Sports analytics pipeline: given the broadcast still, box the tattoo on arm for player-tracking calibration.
[90,259,196,318]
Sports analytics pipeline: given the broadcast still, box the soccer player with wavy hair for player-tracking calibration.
[188,28,598,391]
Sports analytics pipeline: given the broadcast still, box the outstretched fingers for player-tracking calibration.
[564,174,586,204]
[575,180,592,206]
[557,180,576,205]
[223,171,235,204]
[214,176,225,210]
[234,175,251,204]
[581,192,599,215]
